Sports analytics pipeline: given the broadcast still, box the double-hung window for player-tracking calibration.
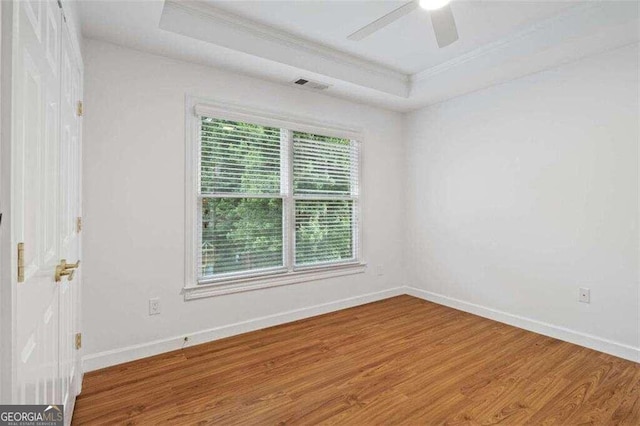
[186,101,363,298]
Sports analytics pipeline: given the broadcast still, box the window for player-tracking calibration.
[186,101,364,298]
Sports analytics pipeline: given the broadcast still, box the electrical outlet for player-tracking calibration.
[579,288,590,304]
[149,298,161,315]
[376,264,384,276]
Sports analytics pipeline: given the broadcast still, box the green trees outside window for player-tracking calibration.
[199,117,359,280]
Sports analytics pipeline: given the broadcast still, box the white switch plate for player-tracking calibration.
[579,288,590,304]
[149,298,161,315]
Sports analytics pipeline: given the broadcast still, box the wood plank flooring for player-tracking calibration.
[73,295,640,425]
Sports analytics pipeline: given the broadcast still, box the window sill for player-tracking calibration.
[183,263,367,300]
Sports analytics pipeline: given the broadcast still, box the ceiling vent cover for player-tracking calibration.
[293,78,330,91]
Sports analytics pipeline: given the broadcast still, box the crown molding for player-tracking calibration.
[163,0,409,85]
[411,2,604,83]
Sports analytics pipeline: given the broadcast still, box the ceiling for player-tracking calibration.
[207,0,575,74]
[78,0,639,112]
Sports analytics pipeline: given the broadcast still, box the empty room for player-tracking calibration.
[0,0,639,424]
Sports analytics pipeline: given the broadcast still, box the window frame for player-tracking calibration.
[184,97,365,300]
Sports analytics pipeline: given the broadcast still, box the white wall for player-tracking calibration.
[404,44,639,358]
[83,37,640,368]
[81,39,406,369]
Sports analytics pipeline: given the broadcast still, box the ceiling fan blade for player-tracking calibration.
[430,3,459,48]
[348,1,419,41]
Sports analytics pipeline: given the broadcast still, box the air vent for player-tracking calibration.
[293,78,330,91]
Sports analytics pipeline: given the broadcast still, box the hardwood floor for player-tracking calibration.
[73,296,640,425]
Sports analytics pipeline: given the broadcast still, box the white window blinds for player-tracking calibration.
[196,115,360,283]
[199,118,284,277]
[200,118,282,194]
[293,132,359,266]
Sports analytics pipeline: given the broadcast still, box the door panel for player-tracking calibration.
[59,13,82,418]
[14,0,61,406]
[13,0,82,417]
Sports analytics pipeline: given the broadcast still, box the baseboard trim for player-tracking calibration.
[405,286,640,363]
[82,286,405,372]
[83,285,639,372]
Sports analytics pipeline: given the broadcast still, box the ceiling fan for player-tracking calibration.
[348,0,459,48]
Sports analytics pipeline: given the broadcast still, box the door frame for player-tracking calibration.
[0,0,16,405]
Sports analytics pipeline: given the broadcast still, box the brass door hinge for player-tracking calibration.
[75,333,82,350]
[17,242,25,283]
[76,217,82,233]
[77,100,83,117]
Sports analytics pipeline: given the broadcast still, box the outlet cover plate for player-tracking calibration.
[149,298,161,315]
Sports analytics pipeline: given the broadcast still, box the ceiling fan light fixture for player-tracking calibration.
[419,0,451,11]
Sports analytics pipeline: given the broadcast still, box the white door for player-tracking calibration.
[13,0,82,420]
[58,15,82,417]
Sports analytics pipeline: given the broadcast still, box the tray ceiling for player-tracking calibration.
[79,1,639,111]
[206,0,576,74]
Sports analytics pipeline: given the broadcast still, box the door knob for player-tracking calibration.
[55,259,80,282]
